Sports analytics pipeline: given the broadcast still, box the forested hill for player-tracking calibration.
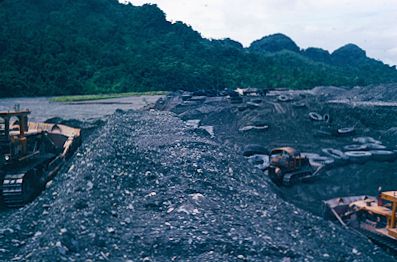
[0,0,396,97]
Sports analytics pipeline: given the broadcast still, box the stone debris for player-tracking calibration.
[0,102,393,261]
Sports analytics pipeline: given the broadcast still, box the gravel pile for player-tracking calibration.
[0,109,389,261]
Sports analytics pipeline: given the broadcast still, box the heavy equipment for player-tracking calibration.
[267,147,323,186]
[324,191,397,252]
[0,108,81,207]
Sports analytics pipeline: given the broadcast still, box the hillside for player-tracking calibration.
[0,0,396,97]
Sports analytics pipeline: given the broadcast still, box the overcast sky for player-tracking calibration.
[126,0,397,66]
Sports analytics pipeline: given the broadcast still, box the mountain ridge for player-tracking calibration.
[0,0,396,97]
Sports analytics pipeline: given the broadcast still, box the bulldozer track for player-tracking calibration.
[1,168,43,208]
[2,173,29,207]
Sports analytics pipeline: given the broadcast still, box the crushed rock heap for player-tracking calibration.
[0,109,390,261]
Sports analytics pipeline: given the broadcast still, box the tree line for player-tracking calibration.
[0,0,396,97]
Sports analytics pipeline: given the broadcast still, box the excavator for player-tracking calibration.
[0,108,81,207]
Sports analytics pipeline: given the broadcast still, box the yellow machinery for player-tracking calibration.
[382,191,397,238]
[324,191,397,251]
[351,191,397,239]
[0,109,81,207]
[268,147,321,186]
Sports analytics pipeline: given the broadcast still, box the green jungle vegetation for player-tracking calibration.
[50,91,168,102]
[0,0,396,98]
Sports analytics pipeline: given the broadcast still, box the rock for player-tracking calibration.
[147,192,157,197]
[45,181,53,189]
[246,102,261,109]
[33,231,42,238]
[190,193,205,201]
[199,126,215,137]
[0,228,14,235]
[87,181,94,191]
[74,199,89,210]
[56,241,68,256]
[106,227,115,234]
[0,105,390,261]
[239,125,269,132]
[189,96,207,102]
[185,119,201,128]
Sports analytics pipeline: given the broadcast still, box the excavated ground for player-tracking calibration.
[0,108,392,261]
[155,86,397,215]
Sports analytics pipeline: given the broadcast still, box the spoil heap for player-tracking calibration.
[0,110,389,261]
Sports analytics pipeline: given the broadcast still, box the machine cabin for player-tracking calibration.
[0,110,31,161]
[381,191,397,238]
[0,110,30,136]
[270,147,306,170]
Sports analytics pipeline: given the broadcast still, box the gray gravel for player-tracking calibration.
[0,109,390,261]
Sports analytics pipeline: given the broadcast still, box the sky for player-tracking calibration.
[124,0,397,66]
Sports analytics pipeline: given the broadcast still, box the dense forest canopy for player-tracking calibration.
[0,0,396,97]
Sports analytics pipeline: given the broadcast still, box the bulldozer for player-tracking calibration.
[324,191,397,252]
[267,147,323,186]
[0,108,81,207]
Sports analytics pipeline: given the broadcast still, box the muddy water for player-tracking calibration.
[0,96,163,122]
